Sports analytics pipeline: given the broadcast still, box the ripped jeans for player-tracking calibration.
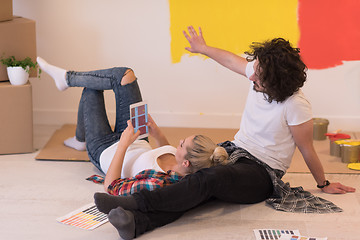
[66,67,142,172]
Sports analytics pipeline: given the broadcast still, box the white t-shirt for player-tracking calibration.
[99,139,177,178]
[232,61,312,172]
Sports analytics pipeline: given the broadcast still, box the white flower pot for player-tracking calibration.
[7,66,29,85]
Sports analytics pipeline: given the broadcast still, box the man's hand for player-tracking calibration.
[322,182,356,194]
[182,25,248,75]
[183,26,207,54]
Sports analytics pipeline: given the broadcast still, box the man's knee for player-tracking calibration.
[194,165,233,186]
[121,69,137,86]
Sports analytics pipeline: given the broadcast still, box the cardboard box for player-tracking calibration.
[0,17,37,81]
[0,0,13,22]
[0,81,33,154]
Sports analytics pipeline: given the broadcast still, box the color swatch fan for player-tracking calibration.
[130,101,149,138]
[57,203,108,230]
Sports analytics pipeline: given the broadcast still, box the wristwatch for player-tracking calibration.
[317,180,330,188]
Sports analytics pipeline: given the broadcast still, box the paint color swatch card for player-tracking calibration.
[57,203,108,230]
[254,229,300,240]
[130,101,149,139]
[279,235,327,240]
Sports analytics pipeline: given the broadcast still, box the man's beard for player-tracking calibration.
[253,82,262,92]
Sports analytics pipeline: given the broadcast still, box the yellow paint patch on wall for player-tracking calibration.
[169,0,300,63]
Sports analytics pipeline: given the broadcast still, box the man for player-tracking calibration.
[94,26,355,240]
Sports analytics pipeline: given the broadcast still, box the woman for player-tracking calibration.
[37,57,230,192]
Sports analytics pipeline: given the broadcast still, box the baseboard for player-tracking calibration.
[33,109,360,131]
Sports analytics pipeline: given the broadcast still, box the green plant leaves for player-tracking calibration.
[1,55,41,76]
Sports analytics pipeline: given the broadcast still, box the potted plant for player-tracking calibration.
[0,55,41,85]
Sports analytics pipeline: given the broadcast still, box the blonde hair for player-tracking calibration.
[185,135,229,174]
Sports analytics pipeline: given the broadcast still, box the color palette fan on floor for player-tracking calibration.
[57,203,108,230]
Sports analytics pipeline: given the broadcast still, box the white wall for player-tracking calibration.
[13,0,360,132]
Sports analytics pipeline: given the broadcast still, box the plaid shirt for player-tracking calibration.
[107,169,182,196]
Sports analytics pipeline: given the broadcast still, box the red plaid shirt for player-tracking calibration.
[107,169,183,196]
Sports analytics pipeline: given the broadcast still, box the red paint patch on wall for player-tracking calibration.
[298,0,360,69]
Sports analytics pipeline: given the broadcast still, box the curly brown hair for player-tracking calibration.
[245,38,307,103]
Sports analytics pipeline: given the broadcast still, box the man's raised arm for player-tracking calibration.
[183,25,248,76]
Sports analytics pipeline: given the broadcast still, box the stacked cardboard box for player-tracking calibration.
[0,0,35,154]
[0,17,37,81]
[0,0,12,22]
[0,82,33,154]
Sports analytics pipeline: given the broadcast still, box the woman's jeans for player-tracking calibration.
[131,157,273,236]
[66,67,142,172]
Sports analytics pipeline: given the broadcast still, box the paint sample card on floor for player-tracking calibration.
[279,235,327,240]
[254,229,300,240]
[57,203,108,230]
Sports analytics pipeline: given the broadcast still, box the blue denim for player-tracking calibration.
[66,67,143,173]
